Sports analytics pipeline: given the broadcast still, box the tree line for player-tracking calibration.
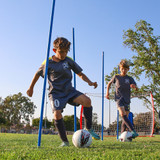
[0,92,36,128]
[0,92,101,131]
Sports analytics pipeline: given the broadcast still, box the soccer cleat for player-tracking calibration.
[59,141,69,147]
[86,128,100,140]
[131,131,139,139]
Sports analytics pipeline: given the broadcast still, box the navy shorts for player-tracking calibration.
[116,98,130,111]
[49,90,83,112]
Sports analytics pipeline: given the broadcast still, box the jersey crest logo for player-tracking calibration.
[62,62,69,70]
[125,79,130,84]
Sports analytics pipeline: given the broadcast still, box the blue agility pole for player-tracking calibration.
[116,110,119,140]
[38,0,56,147]
[72,28,77,132]
[116,66,120,140]
[101,51,104,140]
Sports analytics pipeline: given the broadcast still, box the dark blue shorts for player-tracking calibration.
[49,90,83,112]
[116,98,130,111]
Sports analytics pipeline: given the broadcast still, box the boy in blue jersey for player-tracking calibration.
[27,37,100,147]
[105,60,139,139]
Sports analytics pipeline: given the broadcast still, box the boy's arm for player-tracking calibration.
[105,81,112,99]
[130,84,138,91]
[26,73,40,97]
[77,72,97,89]
[130,77,138,91]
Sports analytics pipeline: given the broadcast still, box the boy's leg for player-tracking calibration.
[83,107,100,140]
[118,107,138,138]
[121,121,127,133]
[73,94,100,140]
[83,106,92,129]
[121,110,129,133]
[54,110,69,147]
[49,95,70,147]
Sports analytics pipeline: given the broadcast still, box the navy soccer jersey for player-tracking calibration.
[109,74,136,105]
[37,56,83,97]
[36,56,83,111]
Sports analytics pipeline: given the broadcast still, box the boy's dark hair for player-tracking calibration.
[53,37,71,51]
[119,60,129,69]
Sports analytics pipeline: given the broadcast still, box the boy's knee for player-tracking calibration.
[84,97,91,107]
[118,107,126,117]
[121,111,126,117]
[54,110,62,120]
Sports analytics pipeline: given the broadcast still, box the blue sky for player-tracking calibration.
[0,0,160,124]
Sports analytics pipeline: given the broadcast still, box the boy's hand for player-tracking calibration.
[130,84,138,91]
[130,84,136,88]
[26,88,33,97]
[88,82,98,89]
[105,93,110,99]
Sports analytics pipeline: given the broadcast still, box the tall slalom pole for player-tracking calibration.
[116,66,120,140]
[72,28,77,132]
[101,51,104,140]
[38,0,56,147]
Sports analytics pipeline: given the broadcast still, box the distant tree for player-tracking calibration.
[0,97,6,125]
[154,121,160,134]
[123,20,160,114]
[92,113,98,125]
[32,118,40,127]
[63,115,80,131]
[105,20,160,119]
[0,112,6,125]
[133,111,160,133]
[107,120,122,133]
[133,112,152,131]
[0,92,37,126]
[32,118,52,129]
[92,112,106,131]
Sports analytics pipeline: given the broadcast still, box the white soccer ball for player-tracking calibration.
[119,131,133,142]
[72,129,92,148]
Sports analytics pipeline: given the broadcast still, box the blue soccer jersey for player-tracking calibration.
[37,56,83,98]
[110,74,136,104]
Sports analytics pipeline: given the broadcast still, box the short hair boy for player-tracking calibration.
[27,37,100,147]
[106,59,139,139]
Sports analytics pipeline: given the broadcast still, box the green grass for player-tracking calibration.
[0,133,160,160]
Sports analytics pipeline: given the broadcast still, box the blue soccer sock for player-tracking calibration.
[83,106,92,130]
[55,118,68,142]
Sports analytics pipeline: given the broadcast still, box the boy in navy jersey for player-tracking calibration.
[27,37,100,147]
[106,60,139,139]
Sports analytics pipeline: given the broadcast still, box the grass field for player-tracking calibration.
[0,133,160,160]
